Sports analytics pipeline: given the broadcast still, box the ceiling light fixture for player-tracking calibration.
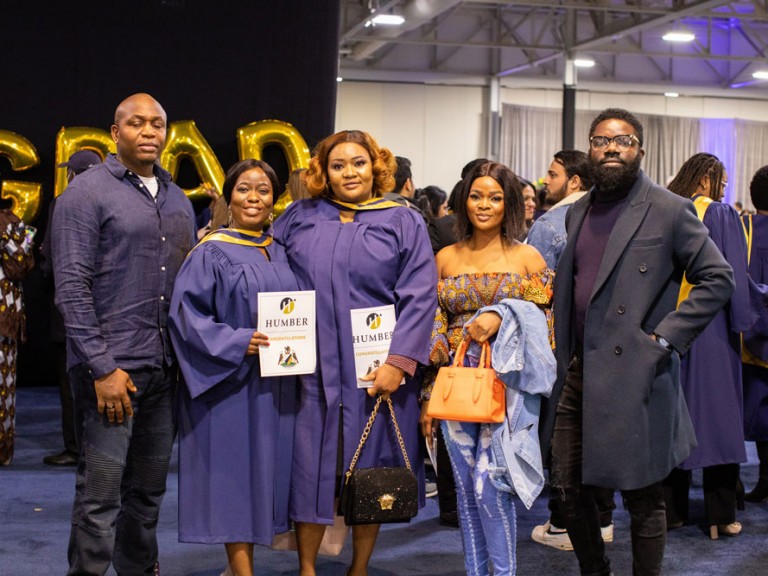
[664,92,679,98]
[663,31,695,42]
[574,58,595,68]
[369,13,405,26]
[752,71,768,80]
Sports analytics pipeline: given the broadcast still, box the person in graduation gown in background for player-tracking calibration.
[273,130,437,576]
[663,153,754,539]
[742,165,768,504]
[168,159,298,576]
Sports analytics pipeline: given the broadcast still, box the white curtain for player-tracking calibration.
[501,105,563,184]
[639,113,700,188]
[501,104,768,209]
[731,120,768,208]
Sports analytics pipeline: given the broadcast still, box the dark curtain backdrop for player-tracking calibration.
[0,0,341,386]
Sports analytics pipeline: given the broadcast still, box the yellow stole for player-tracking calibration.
[739,215,768,367]
[677,195,713,307]
[326,196,403,211]
[189,228,272,258]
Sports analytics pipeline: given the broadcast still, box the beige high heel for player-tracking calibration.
[709,521,742,540]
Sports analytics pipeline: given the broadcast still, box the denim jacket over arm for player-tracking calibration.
[466,298,556,509]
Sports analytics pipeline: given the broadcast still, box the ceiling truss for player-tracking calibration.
[339,0,768,92]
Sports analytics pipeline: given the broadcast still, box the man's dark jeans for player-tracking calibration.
[551,357,667,576]
[67,363,176,576]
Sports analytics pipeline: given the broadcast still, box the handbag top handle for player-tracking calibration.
[453,338,493,369]
[344,396,412,479]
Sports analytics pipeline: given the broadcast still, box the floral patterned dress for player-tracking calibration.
[424,270,554,398]
[0,209,35,465]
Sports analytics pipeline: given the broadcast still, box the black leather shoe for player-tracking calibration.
[43,450,78,466]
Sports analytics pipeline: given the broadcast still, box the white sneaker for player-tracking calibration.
[531,521,573,550]
[531,521,615,551]
[425,481,438,498]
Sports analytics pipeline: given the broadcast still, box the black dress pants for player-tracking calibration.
[551,357,667,576]
[662,463,740,526]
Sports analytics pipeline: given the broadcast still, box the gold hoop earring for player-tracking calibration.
[227,208,233,228]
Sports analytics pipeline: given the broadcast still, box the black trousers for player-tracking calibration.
[549,485,616,529]
[54,342,78,453]
[663,463,740,526]
[434,424,457,516]
[551,357,666,576]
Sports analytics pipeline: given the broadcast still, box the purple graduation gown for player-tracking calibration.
[168,231,298,544]
[679,201,754,469]
[273,197,438,524]
[743,214,768,441]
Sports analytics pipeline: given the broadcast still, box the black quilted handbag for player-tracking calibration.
[338,396,418,525]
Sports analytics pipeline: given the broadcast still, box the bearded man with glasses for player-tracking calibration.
[538,108,734,576]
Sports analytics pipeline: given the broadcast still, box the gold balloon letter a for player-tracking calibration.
[237,120,311,217]
[54,127,115,198]
[0,130,42,222]
[161,120,226,202]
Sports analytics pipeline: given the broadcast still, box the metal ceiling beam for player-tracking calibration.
[461,2,768,22]
[432,11,495,69]
[339,0,768,88]
[347,0,463,61]
[563,0,729,52]
[345,35,768,64]
[461,0,689,16]
[496,0,729,76]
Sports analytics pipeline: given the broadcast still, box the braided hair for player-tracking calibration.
[667,153,725,199]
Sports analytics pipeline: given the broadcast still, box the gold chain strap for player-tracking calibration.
[345,396,412,480]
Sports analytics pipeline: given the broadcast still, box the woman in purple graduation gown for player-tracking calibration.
[664,153,754,539]
[168,160,298,576]
[743,165,768,503]
[273,130,437,576]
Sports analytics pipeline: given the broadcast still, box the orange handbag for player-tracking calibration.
[427,338,506,423]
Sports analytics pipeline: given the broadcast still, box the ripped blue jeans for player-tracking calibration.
[67,363,176,576]
[442,419,517,576]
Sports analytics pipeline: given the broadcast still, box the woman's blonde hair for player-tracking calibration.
[305,130,396,198]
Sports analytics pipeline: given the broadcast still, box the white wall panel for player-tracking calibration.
[337,81,768,195]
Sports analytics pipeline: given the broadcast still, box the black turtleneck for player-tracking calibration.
[572,180,635,354]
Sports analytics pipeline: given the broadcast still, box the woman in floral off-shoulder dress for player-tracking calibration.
[421,161,554,576]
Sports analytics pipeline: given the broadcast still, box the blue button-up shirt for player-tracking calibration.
[52,154,196,378]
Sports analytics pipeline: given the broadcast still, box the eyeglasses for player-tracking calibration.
[589,134,641,150]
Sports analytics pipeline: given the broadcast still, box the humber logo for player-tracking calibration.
[280,297,296,315]
[366,312,381,330]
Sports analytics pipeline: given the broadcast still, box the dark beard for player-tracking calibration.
[544,182,567,205]
[589,153,642,196]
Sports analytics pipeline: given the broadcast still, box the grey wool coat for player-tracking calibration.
[540,171,735,490]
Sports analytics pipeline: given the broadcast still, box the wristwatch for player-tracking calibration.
[654,334,673,352]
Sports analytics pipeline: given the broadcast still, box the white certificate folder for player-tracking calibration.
[257,290,316,377]
[351,304,397,388]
